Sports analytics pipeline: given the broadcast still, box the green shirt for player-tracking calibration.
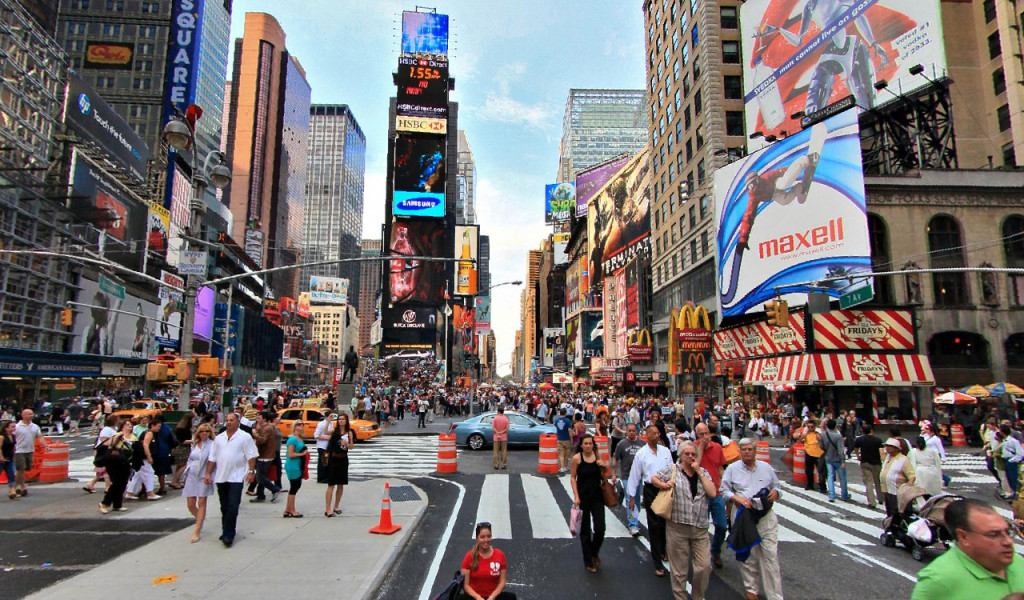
[911,545,1024,600]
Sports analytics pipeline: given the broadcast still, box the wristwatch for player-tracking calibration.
[248,469,256,474]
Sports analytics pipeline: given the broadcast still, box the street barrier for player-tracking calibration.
[436,433,457,474]
[595,435,611,477]
[38,441,70,483]
[756,441,770,463]
[951,424,967,447]
[538,434,558,474]
[368,481,402,535]
[793,443,807,485]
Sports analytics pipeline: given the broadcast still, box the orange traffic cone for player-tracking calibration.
[369,482,402,535]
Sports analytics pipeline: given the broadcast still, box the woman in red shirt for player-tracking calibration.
[459,522,515,600]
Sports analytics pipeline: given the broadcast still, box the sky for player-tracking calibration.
[228,1,647,375]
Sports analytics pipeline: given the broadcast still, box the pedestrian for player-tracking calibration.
[184,423,215,543]
[612,423,646,536]
[283,421,308,518]
[324,414,351,516]
[919,421,951,488]
[611,408,627,454]
[798,418,826,493]
[554,409,572,473]
[417,395,428,428]
[458,522,515,600]
[96,430,132,514]
[822,418,851,502]
[84,414,118,495]
[911,436,943,496]
[169,411,194,489]
[150,415,177,495]
[1003,424,1024,501]
[720,438,784,600]
[571,413,587,452]
[695,423,728,568]
[313,412,334,483]
[570,434,607,573]
[911,499,1024,599]
[126,419,161,501]
[852,423,884,509]
[492,406,509,470]
[880,437,916,528]
[842,413,860,457]
[250,411,282,503]
[204,412,258,548]
[627,424,674,577]
[13,409,45,497]
[66,401,82,437]
[1,420,17,499]
[651,441,716,600]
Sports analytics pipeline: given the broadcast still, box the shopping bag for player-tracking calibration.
[569,505,582,537]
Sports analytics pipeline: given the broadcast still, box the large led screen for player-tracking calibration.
[742,0,948,151]
[396,56,449,120]
[401,11,449,57]
[74,275,158,359]
[388,218,447,305]
[393,134,446,218]
[715,109,872,320]
[586,148,651,287]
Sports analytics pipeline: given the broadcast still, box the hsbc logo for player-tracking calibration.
[395,115,447,134]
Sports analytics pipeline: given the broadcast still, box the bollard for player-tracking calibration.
[436,433,457,474]
[756,441,770,463]
[792,443,807,485]
[951,424,967,447]
[538,434,558,474]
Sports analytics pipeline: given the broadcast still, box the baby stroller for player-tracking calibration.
[880,484,964,561]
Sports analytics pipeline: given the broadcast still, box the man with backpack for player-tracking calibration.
[127,419,161,500]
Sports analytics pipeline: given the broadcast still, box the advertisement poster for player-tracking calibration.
[193,286,215,342]
[586,148,651,287]
[388,218,447,305]
[566,316,580,367]
[393,134,446,218]
[553,231,570,266]
[454,305,476,354]
[309,276,349,305]
[147,201,170,261]
[615,270,628,361]
[565,261,581,316]
[742,0,948,151]
[545,182,576,224]
[401,10,449,57]
[575,153,630,218]
[715,109,871,320]
[75,275,157,359]
[454,225,479,296]
[603,278,619,359]
[580,311,604,360]
[543,328,565,369]
[155,270,185,351]
[69,152,147,270]
[382,306,437,348]
[66,73,148,180]
[625,257,642,329]
[475,296,491,334]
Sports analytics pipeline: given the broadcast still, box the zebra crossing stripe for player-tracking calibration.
[554,475,632,539]
[520,474,572,539]
[772,502,872,545]
[475,475,512,539]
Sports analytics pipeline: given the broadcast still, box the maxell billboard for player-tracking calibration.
[741,0,948,151]
[715,109,872,320]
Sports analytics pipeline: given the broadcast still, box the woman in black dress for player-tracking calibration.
[323,414,352,517]
[570,433,607,573]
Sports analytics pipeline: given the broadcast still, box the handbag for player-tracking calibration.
[569,505,583,536]
[601,479,618,508]
[651,466,676,519]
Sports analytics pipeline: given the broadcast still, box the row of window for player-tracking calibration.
[68,0,160,11]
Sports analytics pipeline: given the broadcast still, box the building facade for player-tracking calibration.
[456,129,477,225]
[308,303,359,365]
[357,238,382,352]
[557,89,648,182]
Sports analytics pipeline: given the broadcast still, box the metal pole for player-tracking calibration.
[178,170,207,412]
[218,286,233,403]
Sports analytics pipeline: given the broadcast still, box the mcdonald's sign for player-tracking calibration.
[627,328,653,362]
[685,351,707,374]
[669,305,712,375]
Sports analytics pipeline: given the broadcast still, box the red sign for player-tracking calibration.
[713,312,806,360]
[810,309,916,352]
[678,328,712,352]
[333,368,344,385]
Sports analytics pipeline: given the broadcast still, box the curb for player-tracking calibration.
[354,481,429,600]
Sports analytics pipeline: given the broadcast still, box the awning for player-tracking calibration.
[745,353,934,387]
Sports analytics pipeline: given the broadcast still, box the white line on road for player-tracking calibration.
[521,474,572,539]
[474,475,511,539]
[772,502,872,545]
[417,476,466,600]
[555,475,633,538]
[835,542,917,582]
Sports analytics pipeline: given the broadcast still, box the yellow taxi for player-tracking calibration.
[275,407,380,441]
[112,399,171,423]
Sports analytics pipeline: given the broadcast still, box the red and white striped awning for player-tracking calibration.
[745,353,934,387]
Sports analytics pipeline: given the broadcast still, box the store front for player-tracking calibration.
[0,349,146,406]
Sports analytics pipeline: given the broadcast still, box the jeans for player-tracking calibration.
[254,460,280,499]
[1,457,14,487]
[625,483,642,529]
[216,482,243,543]
[738,510,783,600]
[1007,461,1021,495]
[643,483,667,569]
[708,493,728,557]
[103,464,129,509]
[826,460,849,501]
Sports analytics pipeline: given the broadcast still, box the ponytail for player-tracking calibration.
[470,542,481,570]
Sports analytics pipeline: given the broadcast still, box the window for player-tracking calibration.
[989,32,1002,60]
[674,89,682,111]
[140,26,157,38]
[662,203,668,225]
[669,192,676,214]
[681,40,690,67]
[67,39,84,52]
[101,24,121,36]
[696,125,704,150]
[685,138,693,162]
[993,68,1007,96]
[96,76,115,88]
[138,43,154,55]
[724,75,742,99]
[998,104,1011,132]
[671,223,678,244]
[141,2,159,12]
[693,56,701,79]
[672,254,678,276]
[689,205,697,229]
[691,23,699,49]
[684,106,692,130]
[867,213,894,304]
[928,332,989,369]
[649,50,656,68]
[983,0,997,23]
[721,6,738,29]
[656,238,662,254]
[699,195,708,219]
[697,159,706,186]
[1004,215,1024,305]
[694,89,703,114]
[672,31,679,50]
[673,59,680,82]
[722,41,740,64]
[679,215,685,236]
[66,22,86,35]
[928,215,969,306]
[657,265,663,286]
[726,111,744,136]
[691,239,699,262]
[135,59,153,72]
[71,0,90,8]
[654,205,661,229]
[106,0,124,10]
[1004,142,1017,168]
[682,72,691,96]
[701,231,709,256]
[132,78,152,90]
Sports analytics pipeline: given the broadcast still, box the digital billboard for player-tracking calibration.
[193,285,214,342]
[454,225,479,296]
[475,296,491,334]
[83,42,134,70]
[566,316,580,367]
[74,275,158,360]
[615,270,628,360]
[575,153,630,218]
[586,148,651,287]
[742,0,948,151]
[545,182,575,224]
[396,56,449,120]
[388,218,447,305]
[543,328,564,368]
[155,270,184,351]
[580,311,604,360]
[603,277,619,359]
[66,73,148,181]
[625,257,643,329]
[147,201,170,261]
[393,134,446,217]
[454,305,476,354]
[553,232,570,266]
[69,152,147,270]
[309,276,349,305]
[401,11,449,57]
[382,307,437,349]
[715,109,872,320]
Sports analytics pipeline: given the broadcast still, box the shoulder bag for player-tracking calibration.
[601,477,618,508]
[651,466,676,519]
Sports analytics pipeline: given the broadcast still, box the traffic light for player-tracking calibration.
[60,308,72,326]
[764,300,778,326]
[777,300,790,328]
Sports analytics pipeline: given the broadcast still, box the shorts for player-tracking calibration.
[14,453,32,471]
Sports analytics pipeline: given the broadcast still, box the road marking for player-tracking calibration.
[555,475,632,538]
[772,502,872,545]
[521,474,572,539]
[835,543,917,582]
[416,476,466,600]
[474,475,512,539]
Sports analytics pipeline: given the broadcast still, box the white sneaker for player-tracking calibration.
[115,507,128,512]
[148,494,162,500]
[99,503,110,514]
[629,526,640,537]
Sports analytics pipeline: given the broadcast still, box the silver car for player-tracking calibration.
[449,411,556,450]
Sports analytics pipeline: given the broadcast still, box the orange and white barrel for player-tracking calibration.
[436,434,458,474]
[538,434,559,474]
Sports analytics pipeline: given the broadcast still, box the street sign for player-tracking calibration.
[839,284,874,309]
[179,250,208,277]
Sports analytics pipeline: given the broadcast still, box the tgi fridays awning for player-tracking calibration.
[745,353,934,387]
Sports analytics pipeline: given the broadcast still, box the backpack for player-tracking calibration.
[430,571,464,600]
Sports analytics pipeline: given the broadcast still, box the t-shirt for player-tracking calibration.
[804,431,824,458]
[461,548,507,598]
[14,421,42,454]
[554,416,572,441]
[613,438,645,480]
[699,441,726,489]
[854,434,884,466]
[285,436,306,481]
[911,544,1024,600]
[492,414,510,442]
[96,426,117,448]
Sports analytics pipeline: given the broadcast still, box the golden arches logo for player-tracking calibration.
[669,305,712,376]
[676,305,712,331]
[628,328,653,348]
[685,351,707,373]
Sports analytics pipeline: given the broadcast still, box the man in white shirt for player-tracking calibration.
[204,413,258,548]
[13,409,45,497]
[627,424,674,577]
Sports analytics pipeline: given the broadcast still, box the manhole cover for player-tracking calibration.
[388,485,421,502]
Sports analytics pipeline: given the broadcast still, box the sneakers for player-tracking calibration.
[250,497,266,503]
[629,526,640,537]
[116,507,128,512]
[99,503,110,514]
[271,490,281,503]
[148,494,163,500]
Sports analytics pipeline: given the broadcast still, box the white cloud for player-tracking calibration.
[477,93,554,131]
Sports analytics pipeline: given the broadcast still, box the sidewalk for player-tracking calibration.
[374,410,470,437]
[19,478,426,600]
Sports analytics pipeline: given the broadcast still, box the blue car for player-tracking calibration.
[449,411,556,450]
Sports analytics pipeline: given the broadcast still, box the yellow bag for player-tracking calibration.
[722,442,741,464]
[651,466,675,519]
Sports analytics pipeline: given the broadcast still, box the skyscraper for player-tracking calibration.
[357,239,382,351]
[557,89,647,182]
[456,129,477,224]
[224,12,310,299]
[302,104,366,305]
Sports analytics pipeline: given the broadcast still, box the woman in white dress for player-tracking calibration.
[910,436,943,496]
[183,423,215,543]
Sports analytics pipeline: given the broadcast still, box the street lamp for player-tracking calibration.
[163,107,233,412]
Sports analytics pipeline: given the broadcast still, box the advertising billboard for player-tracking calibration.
[393,134,446,218]
[193,285,214,342]
[309,276,349,305]
[580,311,604,360]
[565,261,581,316]
[163,0,204,126]
[586,148,651,286]
[575,153,630,218]
[615,270,628,360]
[545,182,576,224]
[83,42,134,70]
[454,305,476,354]
[715,110,871,320]
[155,270,185,351]
[454,225,478,296]
[396,56,449,120]
[75,275,158,359]
[147,201,170,261]
[475,296,491,334]
[625,257,643,329]
[543,328,564,368]
[69,152,147,270]
[553,232,570,266]
[742,0,948,151]
[65,73,148,181]
[809,308,916,352]
[566,316,580,367]
[388,218,447,305]
[401,11,449,57]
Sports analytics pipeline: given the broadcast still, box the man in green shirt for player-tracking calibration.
[912,499,1024,600]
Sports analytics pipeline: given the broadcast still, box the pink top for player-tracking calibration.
[492,414,510,442]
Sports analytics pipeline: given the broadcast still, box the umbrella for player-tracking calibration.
[538,382,555,390]
[987,382,1024,395]
[961,385,991,398]
[933,391,978,405]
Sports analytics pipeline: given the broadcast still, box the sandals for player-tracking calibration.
[333,509,342,515]
[83,486,95,494]
[283,512,304,518]
[324,511,335,518]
